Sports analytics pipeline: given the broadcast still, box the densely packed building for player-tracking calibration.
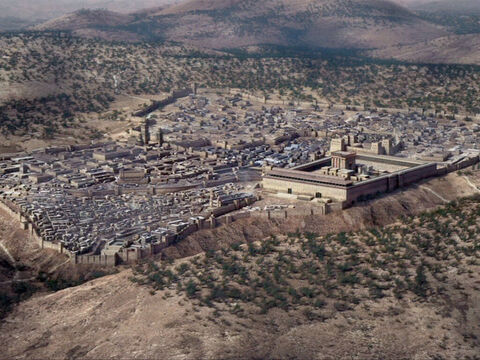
[1,91,479,264]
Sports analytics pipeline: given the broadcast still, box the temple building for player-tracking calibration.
[262,138,437,207]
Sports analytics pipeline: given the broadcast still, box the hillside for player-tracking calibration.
[1,172,480,359]
[412,0,480,14]
[409,0,480,35]
[35,9,135,31]
[35,0,448,50]
[369,33,480,65]
[0,203,117,319]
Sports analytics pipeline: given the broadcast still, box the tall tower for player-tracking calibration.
[330,138,346,153]
[157,128,164,147]
[371,142,381,155]
[143,120,150,145]
[381,139,392,155]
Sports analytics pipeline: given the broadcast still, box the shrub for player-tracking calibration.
[412,264,429,298]
[185,280,199,298]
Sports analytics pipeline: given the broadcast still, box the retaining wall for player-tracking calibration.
[74,254,116,266]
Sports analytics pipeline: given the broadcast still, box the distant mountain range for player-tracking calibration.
[1,0,478,64]
[0,0,180,29]
[33,0,448,50]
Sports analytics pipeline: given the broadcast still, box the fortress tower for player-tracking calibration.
[142,120,150,145]
[330,138,346,153]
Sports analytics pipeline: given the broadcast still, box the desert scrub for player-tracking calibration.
[131,195,480,319]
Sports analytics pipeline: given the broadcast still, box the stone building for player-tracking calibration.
[263,142,438,207]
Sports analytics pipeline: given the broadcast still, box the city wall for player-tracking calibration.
[3,154,479,267]
[262,176,348,202]
[132,88,192,117]
[198,88,480,120]
[74,254,116,266]
[0,199,71,256]
[345,163,438,204]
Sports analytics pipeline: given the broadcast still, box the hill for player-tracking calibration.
[412,0,480,14]
[35,0,448,50]
[35,9,135,31]
[0,0,181,31]
[0,0,180,22]
[369,33,480,65]
[1,172,480,359]
[408,0,480,35]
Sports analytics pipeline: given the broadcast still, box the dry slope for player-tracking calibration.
[369,33,480,65]
[35,0,448,49]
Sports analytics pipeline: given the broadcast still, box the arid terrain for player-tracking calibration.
[0,1,480,358]
[369,34,480,65]
[1,31,479,149]
[34,0,448,51]
[0,0,180,30]
[1,171,480,359]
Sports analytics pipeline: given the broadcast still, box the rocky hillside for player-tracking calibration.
[0,204,117,319]
[0,0,180,23]
[35,0,448,49]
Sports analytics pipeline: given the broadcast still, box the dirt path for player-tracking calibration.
[122,94,151,102]
[419,185,449,203]
[463,176,480,193]
[48,258,71,274]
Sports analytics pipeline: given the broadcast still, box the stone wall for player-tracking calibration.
[355,154,425,173]
[74,254,116,266]
[345,163,438,205]
[262,176,348,201]
[132,88,193,117]
[0,199,71,258]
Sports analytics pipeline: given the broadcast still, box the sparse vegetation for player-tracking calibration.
[0,32,479,138]
[132,194,480,321]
